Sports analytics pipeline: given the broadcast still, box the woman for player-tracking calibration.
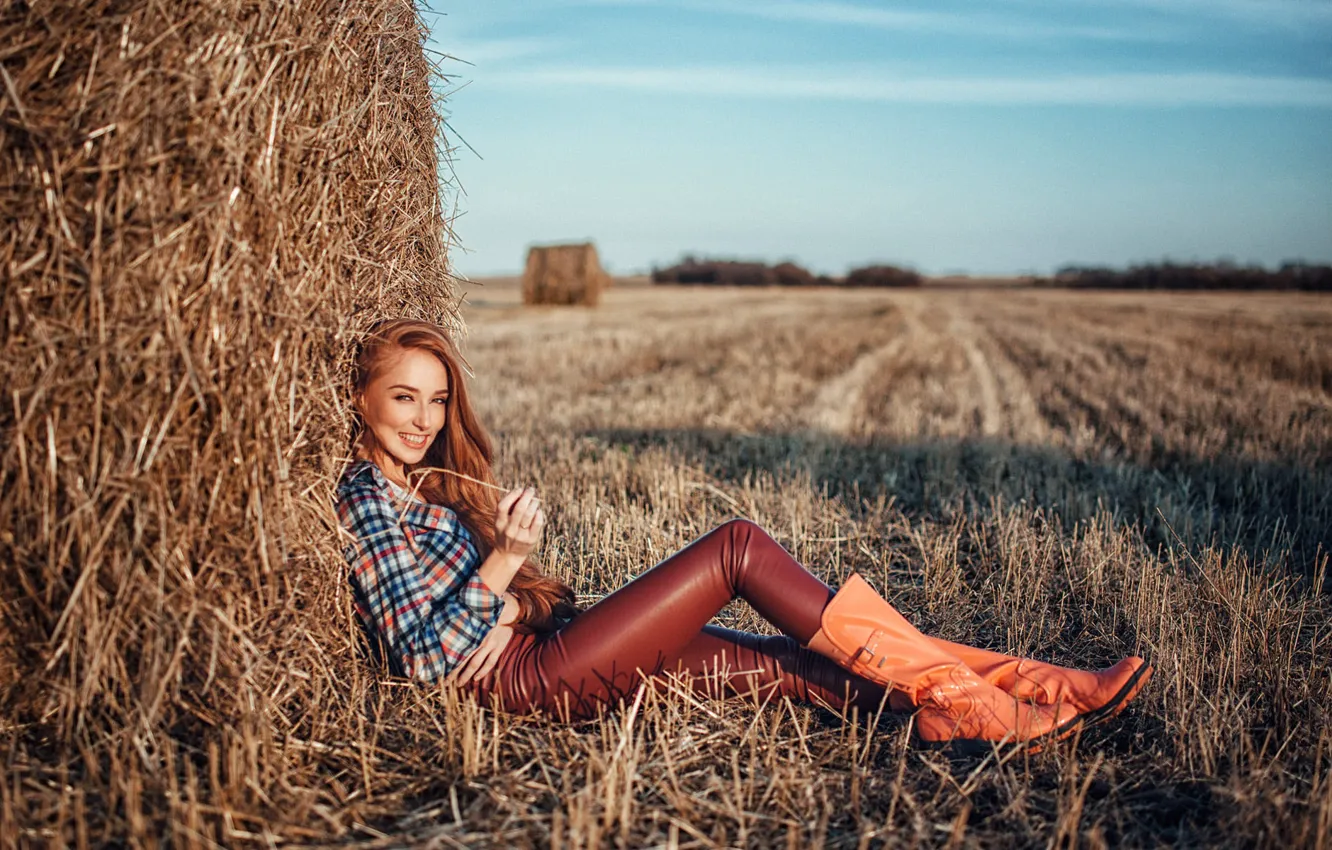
[336,318,1152,753]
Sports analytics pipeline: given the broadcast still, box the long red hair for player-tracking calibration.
[350,318,578,633]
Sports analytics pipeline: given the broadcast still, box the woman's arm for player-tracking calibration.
[498,592,521,626]
[473,548,526,595]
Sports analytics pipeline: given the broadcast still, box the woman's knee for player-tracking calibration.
[715,517,768,543]
[707,518,779,582]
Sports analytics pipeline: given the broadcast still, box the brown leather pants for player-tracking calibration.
[466,519,900,721]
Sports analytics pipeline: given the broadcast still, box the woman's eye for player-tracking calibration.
[395,394,413,402]
[433,397,449,404]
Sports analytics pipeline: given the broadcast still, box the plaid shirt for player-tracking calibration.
[335,459,502,683]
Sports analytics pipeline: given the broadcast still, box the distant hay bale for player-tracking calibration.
[523,242,610,305]
[2,0,459,841]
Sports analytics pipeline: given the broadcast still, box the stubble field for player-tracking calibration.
[423,279,1330,849]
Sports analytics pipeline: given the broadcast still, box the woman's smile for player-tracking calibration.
[399,432,429,448]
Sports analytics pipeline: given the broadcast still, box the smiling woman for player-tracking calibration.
[346,319,579,656]
[336,318,1153,752]
[356,349,453,481]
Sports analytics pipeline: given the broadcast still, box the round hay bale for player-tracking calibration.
[522,241,609,305]
[2,0,459,840]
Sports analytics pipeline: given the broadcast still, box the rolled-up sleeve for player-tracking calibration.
[457,573,504,621]
[336,471,502,682]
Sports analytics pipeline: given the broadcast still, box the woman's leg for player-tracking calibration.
[661,624,911,716]
[466,519,1085,750]
[472,519,851,720]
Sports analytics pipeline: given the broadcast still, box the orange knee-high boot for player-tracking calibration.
[927,638,1152,725]
[806,575,1081,753]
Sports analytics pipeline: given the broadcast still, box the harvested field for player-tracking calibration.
[445,280,1331,848]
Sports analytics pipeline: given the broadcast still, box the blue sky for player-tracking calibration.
[426,0,1332,276]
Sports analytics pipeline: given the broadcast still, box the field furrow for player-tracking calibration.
[805,302,919,435]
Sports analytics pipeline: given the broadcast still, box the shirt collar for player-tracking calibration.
[339,458,387,489]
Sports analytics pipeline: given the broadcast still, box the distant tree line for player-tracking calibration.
[651,257,922,287]
[1046,260,1332,291]
[649,257,1332,291]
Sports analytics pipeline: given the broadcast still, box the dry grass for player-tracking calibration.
[4,8,1331,828]
[415,282,1327,848]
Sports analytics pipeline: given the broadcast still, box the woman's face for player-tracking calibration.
[358,347,451,468]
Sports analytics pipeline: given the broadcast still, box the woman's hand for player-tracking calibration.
[494,486,544,560]
[451,624,514,686]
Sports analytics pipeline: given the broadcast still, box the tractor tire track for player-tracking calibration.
[807,302,923,436]
[966,310,1051,443]
[947,309,1003,437]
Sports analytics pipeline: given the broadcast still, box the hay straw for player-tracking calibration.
[2,0,464,841]
[408,466,510,493]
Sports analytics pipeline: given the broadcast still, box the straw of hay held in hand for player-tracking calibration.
[1,0,460,839]
[522,242,610,305]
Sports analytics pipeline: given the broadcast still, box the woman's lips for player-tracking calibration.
[400,433,428,448]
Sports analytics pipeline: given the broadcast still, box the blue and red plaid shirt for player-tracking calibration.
[335,459,502,683]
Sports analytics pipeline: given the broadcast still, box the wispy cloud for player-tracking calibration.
[1007,0,1332,29]
[487,65,1332,107]
[578,0,1177,41]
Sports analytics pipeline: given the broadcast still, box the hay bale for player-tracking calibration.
[1,0,458,840]
[522,242,609,305]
